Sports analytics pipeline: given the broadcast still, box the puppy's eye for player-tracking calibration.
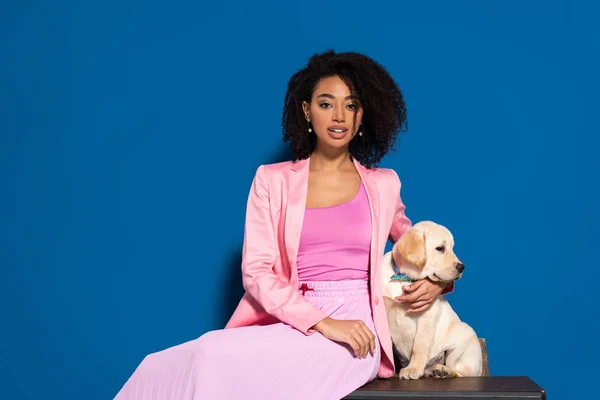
[436,246,445,253]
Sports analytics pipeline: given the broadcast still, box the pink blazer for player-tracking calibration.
[225,156,454,378]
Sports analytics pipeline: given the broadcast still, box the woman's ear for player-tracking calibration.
[394,229,427,269]
[302,101,310,119]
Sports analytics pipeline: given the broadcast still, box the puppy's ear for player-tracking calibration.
[395,229,427,269]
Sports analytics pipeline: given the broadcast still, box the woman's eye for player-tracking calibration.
[347,104,359,111]
[319,103,332,108]
[436,246,445,253]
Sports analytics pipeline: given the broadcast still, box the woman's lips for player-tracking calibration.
[327,126,348,139]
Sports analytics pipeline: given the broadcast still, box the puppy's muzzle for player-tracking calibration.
[456,262,465,273]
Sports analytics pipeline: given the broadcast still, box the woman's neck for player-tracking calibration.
[309,148,353,172]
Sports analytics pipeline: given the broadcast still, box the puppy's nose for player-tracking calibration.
[456,262,465,273]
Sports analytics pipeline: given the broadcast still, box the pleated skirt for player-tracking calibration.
[115,280,381,400]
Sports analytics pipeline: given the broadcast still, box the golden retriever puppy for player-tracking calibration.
[381,221,482,379]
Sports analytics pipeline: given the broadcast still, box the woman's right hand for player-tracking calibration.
[312,317,376,358]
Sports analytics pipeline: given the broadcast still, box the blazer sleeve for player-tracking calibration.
[241,165,329,335]
[388,170,454,294]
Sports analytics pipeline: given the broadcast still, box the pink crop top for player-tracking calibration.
[296,181,372,281]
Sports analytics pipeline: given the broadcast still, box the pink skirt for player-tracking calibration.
[114,280,381,400]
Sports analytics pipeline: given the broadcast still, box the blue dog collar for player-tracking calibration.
[390,256,415,283]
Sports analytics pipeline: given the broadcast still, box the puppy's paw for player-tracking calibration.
[399,366,424,380]
[432,364,456,379]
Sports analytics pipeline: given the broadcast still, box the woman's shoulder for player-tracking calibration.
[367,165,402,187]
[248,160,296,189]
[260,160,296,174]
[251,160,295,179]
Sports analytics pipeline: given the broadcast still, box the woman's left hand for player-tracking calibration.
[394,278,447,313]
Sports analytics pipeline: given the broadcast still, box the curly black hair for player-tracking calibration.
[282,50,408,168]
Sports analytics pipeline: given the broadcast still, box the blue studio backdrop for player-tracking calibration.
[2,1,599,399]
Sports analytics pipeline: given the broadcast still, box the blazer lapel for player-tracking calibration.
[353,158,381,280]
[285,158,310,283]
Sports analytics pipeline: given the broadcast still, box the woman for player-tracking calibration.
[115,50,454,400]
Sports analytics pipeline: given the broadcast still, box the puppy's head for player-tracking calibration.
[393,221,464,282]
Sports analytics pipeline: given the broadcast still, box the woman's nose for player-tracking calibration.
[333,106,345,122]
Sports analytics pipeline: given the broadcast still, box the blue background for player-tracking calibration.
[2,1,598,399]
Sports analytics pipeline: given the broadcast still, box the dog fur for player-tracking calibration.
[381,221,482,379]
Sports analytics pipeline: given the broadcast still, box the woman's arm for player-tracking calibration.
[388,170,454,298]
[241,165,329,335]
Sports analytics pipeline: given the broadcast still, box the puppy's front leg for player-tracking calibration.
[399,309,438,380]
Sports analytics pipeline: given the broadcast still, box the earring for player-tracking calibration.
[358,124,364,136]
[307,119,312,133]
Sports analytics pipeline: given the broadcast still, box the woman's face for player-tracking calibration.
[302,75,363,151]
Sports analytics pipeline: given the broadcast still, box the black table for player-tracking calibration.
[343,376,545,400]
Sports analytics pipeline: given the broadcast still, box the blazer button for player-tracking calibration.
[374,297,379,306]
